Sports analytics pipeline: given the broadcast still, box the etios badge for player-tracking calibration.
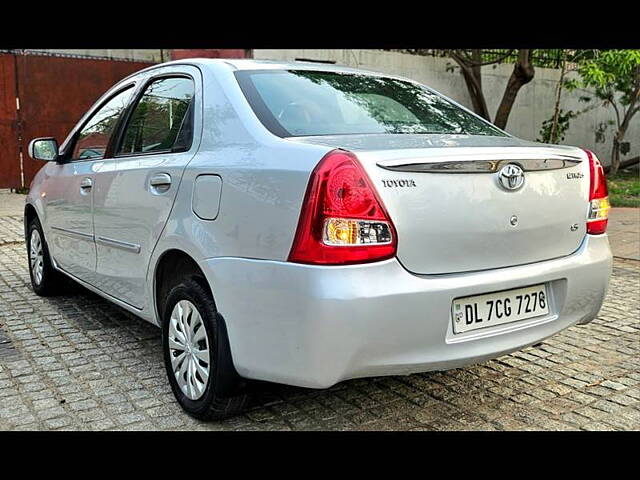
[497,164,525,191]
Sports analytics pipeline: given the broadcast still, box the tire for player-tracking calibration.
[162,278,249,420]
[26,217,67,296]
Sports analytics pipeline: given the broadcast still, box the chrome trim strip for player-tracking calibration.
[96,236,141,254]
[50,226,94,240]
[377,158,582,173]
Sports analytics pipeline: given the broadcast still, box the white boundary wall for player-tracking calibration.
[254,49,639,166]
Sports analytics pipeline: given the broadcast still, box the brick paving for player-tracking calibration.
[0,216,24,246]
[0,190,26,220]
[0,214,639,430]
[608,208,640,261]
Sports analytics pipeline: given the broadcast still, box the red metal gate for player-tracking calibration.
[0,54,20,187]
[0,52,155,189]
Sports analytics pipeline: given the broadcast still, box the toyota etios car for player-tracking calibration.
[25,59,612,419]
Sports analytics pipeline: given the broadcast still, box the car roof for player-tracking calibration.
[116,58,415,89]
[208,58,372,73]
[153,57,399,78]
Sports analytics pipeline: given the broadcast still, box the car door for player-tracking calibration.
[91,67,201,310]
[43,85,136,284]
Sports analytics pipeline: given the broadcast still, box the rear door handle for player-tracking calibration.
[80,177,92,193]
[149,173,172,193]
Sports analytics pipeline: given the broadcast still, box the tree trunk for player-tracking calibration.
[460,67,491,121]
[604,155,639,174]
[493,50,536,129]
[550,51,568,143]
[610,79,639,177]
[451,50,491,121]
[610,136,621,176]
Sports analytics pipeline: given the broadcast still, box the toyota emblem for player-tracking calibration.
[497,164,525,191]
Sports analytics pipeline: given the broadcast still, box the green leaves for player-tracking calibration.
[576,50,640,106]
[537,109,576,143]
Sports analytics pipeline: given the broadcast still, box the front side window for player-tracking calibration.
[72,86,134,160]
[236,70,507,137]
[118,77,195,155]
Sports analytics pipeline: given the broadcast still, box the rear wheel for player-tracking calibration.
[27,217,66,296]
[162,278,249,420]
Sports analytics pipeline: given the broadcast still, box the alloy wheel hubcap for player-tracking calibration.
[168,300,211,400]
[29,229,44,285]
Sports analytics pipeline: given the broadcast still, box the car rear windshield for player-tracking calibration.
[235,69,507,138]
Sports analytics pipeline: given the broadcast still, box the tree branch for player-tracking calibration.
[610,99,622,129]
[493,50,535,129]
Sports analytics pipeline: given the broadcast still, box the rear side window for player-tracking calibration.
[118,76,195,155]
[236,70,506,137]
[72,86,134,160]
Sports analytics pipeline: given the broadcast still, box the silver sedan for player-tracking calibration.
[24,59,612,419]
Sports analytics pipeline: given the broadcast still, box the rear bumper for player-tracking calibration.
[201,235,612,388]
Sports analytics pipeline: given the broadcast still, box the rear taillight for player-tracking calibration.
[288,150,397,265]
[584,149,610,235]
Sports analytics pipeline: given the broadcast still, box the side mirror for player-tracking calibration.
[28,137,59,162]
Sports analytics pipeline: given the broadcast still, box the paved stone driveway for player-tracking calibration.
[0,214,639,430]
[608,208,640,261]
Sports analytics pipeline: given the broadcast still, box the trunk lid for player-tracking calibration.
[290,134,591,274]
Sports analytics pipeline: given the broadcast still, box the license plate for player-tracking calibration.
[452,284,549,334]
